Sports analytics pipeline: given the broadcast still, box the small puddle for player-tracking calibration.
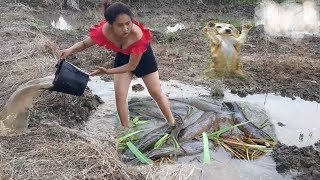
[224,91,320,147]
[166,23,186,33]
[51,15,72,30]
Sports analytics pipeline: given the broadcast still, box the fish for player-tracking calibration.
[179,112,216,141]
[171,98,222,112]
[122,124,174,162]
[129,100,164,119]
[224,102,272,139]
[129,99,189,121]
[182,108,204,129]
[128,140,215,164]
[212,112,244,138]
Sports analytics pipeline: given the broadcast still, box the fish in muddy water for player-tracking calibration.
[0,76,54,132]
[179,112,216,141]
[182,109,204,129]
[212,112,245,138]
[171,98,223,112]
[129,99,190,119]
[224,102,272,140]
[129,100,165,119]
[121,98,277,164]
[128,140,215,164]
[122,124,174,162]
[124,99,186,162]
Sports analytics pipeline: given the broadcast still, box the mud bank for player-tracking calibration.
[272,141,320,180]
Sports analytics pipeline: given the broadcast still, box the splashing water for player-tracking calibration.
[51,15,72,30]
[255,0,320,38]
[166,23,186,33]
[0,76,54,134]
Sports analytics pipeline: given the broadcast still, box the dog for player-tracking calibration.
[202,21,253,77]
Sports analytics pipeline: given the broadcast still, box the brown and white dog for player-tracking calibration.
[202,21,253,77]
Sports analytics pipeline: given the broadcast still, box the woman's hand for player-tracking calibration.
[90,66,109,76]
[59,48,73,59]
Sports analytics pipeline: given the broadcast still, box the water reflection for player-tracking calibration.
[224,91,320,147]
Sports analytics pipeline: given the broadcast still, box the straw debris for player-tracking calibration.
[0,124,143,179]
[0,2,144,179]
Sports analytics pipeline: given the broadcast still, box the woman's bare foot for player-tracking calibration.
[167,121,175,126]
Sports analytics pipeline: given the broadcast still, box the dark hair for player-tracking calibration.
[104,2,133,24]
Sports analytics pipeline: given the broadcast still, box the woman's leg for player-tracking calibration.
[114,72,133,127]
[142,71,175,125]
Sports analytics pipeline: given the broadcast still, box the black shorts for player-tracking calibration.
[114,43,158,77]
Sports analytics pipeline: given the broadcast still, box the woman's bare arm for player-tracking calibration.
[60,37,96,59]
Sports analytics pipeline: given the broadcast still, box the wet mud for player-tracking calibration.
[272,141,320,180]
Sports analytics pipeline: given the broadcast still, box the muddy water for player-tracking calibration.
[0,76,54,133]
[88,76,320,148]
[224,92,320,147]
[176,148,290,180]
[87,77,292,180]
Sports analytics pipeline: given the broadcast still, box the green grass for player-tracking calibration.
[131,116,148,126]
[116,129,149,143]
[154,133,170,149]
[207,121,249,139]
[126,141,153,164]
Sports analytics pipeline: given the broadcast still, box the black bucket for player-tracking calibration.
[50,60,89,96]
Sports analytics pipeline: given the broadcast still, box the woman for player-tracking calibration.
[60,2,175,128]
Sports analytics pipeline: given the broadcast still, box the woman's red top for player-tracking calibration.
[89,20,151,55]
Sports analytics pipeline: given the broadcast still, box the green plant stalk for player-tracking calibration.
[118,143,127,150]
[154,133,170,149]
[126,141,153,164]
[208,121,249,139]
[202,132,211,164]
[117,129,149,143]
[134,120,149,126]
[132,116,140,123]
[172,135,180,149]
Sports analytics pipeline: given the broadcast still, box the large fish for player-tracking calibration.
[129,99,189,120]
[212,112,244,138]
[122,124,174,162]
[179,112,216,141]
[129,100,164,119]
[171,98,222,112]
[182,108,204,129]
[128,140,215,164]
[224,102,272,139]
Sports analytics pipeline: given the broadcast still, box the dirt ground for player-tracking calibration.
[272,141,320,180]
[1,0,320,179]
[19,0,320,103]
